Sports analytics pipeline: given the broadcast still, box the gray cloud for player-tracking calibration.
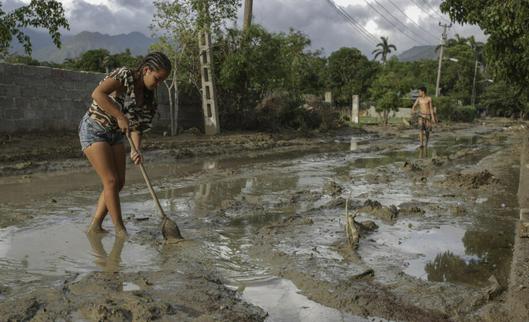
[3,0,27,12]
[67,0,154,35]
[19,0,483,57]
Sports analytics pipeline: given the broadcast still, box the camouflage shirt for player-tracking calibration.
[87,67,157,134]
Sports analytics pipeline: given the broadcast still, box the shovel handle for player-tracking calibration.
[126,134,167,219]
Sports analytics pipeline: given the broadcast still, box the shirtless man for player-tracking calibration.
[411,86,437,148]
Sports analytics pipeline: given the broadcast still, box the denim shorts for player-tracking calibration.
[79,113,124,151]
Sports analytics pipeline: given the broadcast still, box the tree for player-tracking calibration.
[73,49,111,73]
[369,69,409,125]
[150,0,240,135]
[326,47,379,105]
[372,36,397,64]
[440,1,529,97]
[0,0,69,57]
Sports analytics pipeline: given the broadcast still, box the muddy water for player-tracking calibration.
[0,124,521,320]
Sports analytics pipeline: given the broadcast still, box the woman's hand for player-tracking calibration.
[117,115,129,133]
[130,148,143,165]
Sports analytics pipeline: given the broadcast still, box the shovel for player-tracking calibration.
[126,135,184,242]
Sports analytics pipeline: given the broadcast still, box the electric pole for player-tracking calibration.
[198,1,220,135]
[243,0,253,31]
[435,22,452,97]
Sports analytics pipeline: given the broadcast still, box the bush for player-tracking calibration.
[253,93,343,132]
[451,105,477,122]
[433,97,476,122]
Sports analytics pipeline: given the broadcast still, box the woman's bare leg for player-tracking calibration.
[87,143,126,233]
[84,142,127,236]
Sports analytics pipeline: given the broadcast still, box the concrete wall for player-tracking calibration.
[0,63,202,133]
[364,106,412,119]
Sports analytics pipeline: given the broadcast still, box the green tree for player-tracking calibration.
[372,36,397,64]
[0,0,69,57]
[479,81,523,117]
[326,47,379,105]
[440,1,529,97]
[369,68,409,125]
[151,0,240,134]
[74,49,111,72]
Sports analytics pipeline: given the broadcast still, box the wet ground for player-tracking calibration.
[0,119,526,321]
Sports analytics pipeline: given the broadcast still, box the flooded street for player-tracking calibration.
[0,120,525,321]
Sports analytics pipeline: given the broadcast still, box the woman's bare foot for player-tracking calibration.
[115,226,128,238]
[87,221,109,234]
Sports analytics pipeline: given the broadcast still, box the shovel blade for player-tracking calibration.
[161,216,184,241]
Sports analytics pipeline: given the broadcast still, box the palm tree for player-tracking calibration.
[436,34,468,53]
[372,36,397,64]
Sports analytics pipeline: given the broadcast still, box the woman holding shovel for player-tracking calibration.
[79,52,171,237]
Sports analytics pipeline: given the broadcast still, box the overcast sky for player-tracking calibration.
[4,0,486,56]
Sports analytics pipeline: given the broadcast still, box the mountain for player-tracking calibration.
[10,30,155,63]
[397,45,438,62]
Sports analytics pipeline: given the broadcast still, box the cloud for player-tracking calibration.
[67,0,154,35]
[244,0,485,56]
[2,0,28,12]
[17,0,484,57]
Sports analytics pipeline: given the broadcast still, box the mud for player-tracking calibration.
[0,119,528,321]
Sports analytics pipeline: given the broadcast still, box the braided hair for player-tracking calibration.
[135,51,172,106]
[136,51,172,76]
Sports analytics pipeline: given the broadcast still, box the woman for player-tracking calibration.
[79,52,171,237]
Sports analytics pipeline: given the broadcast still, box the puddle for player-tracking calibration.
[0,219,160,279]
[240,278,385,322]
[0,127,519,319]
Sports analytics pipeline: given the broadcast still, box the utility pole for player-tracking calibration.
[471,59,479,107]
[198,1,220,135]
[435,22,452,97]
[243,0,253,31]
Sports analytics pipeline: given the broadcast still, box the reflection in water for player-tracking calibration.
[86,233,125,272]
[418,146,429,159]
[425,251,490,286]
[350,138,358,151]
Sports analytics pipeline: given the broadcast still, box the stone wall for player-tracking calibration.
[0,63,203,133]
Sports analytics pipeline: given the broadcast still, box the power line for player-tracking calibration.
[334,2,379,43]
[362,0,429,45]
[408,0,451,24]
[370,0,434,44]
[385,0,439,41]
[420,0,451,23]
[325,0,379,46]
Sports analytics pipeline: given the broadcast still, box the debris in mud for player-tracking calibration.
[262,214,314,231]
[289,190,323,204]
[445,170,500,189]
[322,197,349,209]
[357,220,378,232]
[398,202,426,216]
[450,204,467,216]
[519,222,529,238]
[323,180,343,197]
[363,173,393,184]
[345,198,359,249]
[484,275,503,300]
[359,199,399,222]
[403,160,423,172]
[181,127,202,136]
[349,268,375,281]
[430,157,447,167]
[14,161,32,170]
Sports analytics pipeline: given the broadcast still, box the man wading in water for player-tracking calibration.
[411,86,437,148]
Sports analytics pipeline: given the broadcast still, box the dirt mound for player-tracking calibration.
[445,170,500,189]
[359,199,399,222]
